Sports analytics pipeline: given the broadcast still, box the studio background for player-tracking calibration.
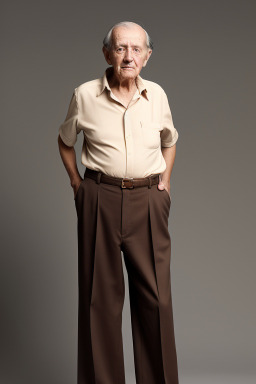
[1,0,255,383]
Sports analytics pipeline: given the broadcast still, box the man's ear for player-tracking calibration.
[143,50,152,67]
[102,46,112,65]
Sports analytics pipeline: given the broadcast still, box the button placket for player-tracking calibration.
[124,109,134,176]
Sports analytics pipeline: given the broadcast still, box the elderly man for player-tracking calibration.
[58,21,179,384]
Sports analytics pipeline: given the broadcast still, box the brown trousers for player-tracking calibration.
[75,168,179,384]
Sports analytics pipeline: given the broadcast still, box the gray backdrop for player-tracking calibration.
[1,0,255,383]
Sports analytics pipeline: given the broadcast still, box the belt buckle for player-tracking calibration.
[121,177,134,189]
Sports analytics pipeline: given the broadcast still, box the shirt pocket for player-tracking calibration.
[140,120,163,149]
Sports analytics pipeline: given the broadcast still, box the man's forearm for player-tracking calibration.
[160,144,176,185]
[57,135,81,186]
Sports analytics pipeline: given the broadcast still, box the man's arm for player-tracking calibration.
[57,134,83,198]
[158,144,177,196]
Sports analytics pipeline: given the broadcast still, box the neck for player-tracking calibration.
[108,70,138,93]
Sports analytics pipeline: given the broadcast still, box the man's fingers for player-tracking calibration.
[157,181,165,190]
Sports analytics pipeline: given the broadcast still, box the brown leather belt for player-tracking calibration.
[84,168,160,189]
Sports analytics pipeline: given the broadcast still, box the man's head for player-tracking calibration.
[102,21,153,82]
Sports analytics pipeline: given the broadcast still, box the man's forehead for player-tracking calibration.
[112,27,147,45]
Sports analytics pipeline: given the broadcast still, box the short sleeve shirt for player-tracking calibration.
[58,66,179,178]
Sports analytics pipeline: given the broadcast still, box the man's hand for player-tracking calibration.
[58,135,83,199]
[71,176,83,199]
[157,174,171,197]
[158,145,176,199]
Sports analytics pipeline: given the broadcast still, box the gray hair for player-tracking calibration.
[103,21,153,51]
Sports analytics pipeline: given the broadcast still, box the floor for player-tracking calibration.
[126,372,256,384]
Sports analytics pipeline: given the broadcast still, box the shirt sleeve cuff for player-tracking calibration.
[58,127,76,147]
[161,131,179,147]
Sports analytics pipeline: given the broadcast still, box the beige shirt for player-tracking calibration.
[58,66,179,178]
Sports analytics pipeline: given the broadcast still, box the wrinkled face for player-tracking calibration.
[103,25,152,81]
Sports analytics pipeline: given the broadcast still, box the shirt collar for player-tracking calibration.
[96,66,149,101]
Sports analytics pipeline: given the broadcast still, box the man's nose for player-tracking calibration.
[124,48,133,61]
